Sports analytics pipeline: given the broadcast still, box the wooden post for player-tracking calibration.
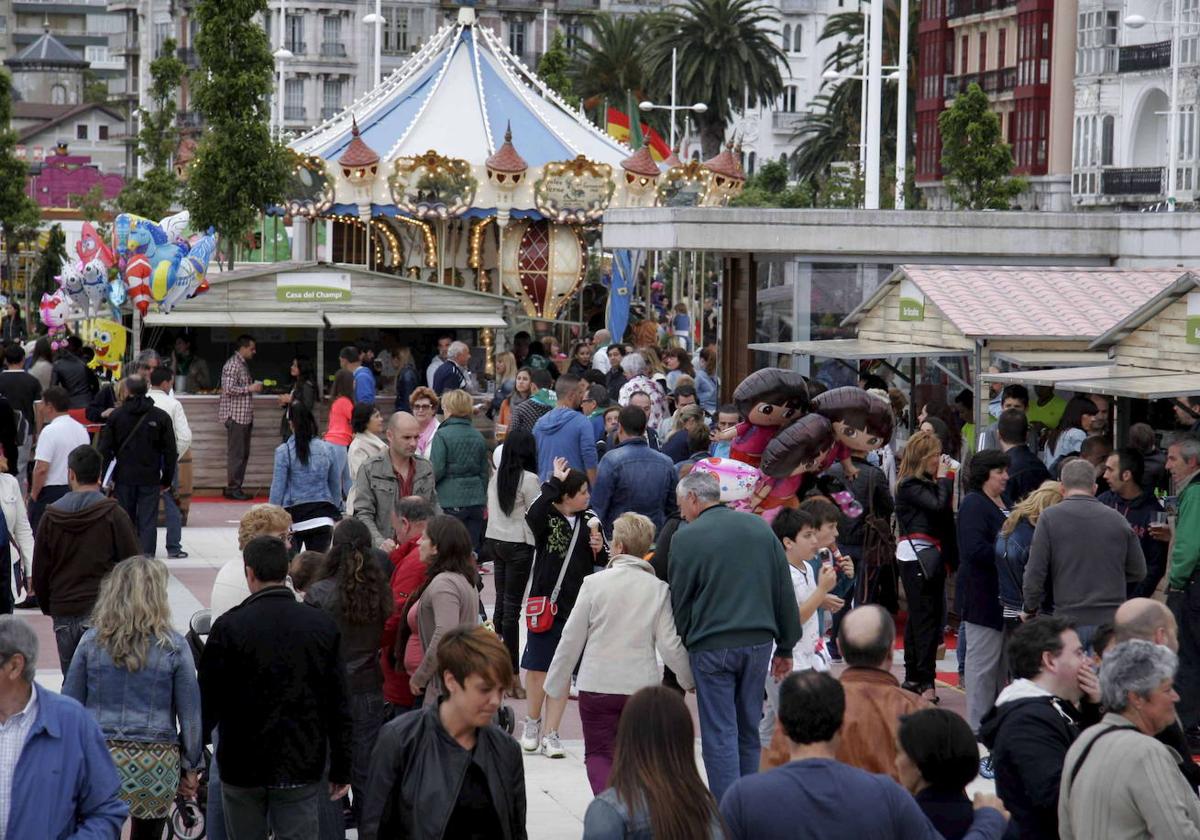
[720,252,755,403]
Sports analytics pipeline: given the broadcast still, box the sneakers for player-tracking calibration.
[518,717,541,752]
[540,731,566,759]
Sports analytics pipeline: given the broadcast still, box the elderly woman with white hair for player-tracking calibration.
[1058,639,1200,839]
[616,352,668,428]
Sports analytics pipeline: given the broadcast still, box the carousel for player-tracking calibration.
[284,3,746,324]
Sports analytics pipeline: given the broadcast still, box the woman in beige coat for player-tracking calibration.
[545,512,693,794]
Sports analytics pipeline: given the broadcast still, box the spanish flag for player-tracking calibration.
[606,108,672,162]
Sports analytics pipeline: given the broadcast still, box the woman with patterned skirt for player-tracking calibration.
[63,555,202,839]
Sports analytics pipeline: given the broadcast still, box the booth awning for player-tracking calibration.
[749,339,965,360]
[143,312,327,329]
[985,365,1200,399]
[323,312,508,329]
[989,350,1111,368]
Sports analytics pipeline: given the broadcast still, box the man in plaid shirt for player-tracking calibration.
[219,334,261,500]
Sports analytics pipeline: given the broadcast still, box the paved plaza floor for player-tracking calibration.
[26,499,986,839]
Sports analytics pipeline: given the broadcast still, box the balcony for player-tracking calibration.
[772,111,805,133]
[319,41,348,59]
[321,106,342,120]
[1118,40,1170,73]
[284,106,307,121]
[176,111,201,129]
[946,0,1015,19]
[286,40,306,56]
[1101,166,1164,196]
[177,47,198,68]
[944,66,1016,98]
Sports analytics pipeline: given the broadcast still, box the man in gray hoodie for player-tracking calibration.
[1023,459,1146,648]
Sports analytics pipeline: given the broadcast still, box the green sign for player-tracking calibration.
[276,272,351,303]
[898,278,925,322]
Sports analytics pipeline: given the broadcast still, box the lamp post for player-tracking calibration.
[273,0,293,139]
[638,48,708,149]
[1125,11,1186,211]
[363,0,383,87]
[894,0,910,209]
[865,0,884,209]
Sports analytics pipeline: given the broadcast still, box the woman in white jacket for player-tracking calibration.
[0,450,34,609]
[545,511,693,795]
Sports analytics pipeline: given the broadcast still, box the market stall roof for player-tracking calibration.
[324,312,508,329]
[143,311,326,329]
[846,266,1185,339]
[290,10,629,172]
[748,339,965,360]
[1090,271,1200,348]
[989,350,1112,367]
[985,365,1200,399]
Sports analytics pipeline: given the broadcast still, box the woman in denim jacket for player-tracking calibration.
[63,555,202,840]
[270,402,346,552]
[995,480,1062,629]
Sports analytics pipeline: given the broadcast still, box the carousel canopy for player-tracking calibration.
[290,8,629,173]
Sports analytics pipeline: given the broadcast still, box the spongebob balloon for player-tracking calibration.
[82,318,127,379]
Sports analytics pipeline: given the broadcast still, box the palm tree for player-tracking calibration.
[791,0,919,196]
[648,0,786,159]
[572,14,654,117]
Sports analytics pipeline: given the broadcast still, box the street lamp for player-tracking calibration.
[273,0,292,142]
[363,0,383,87]
[1124,11,1185,210]
[637,47,708,150]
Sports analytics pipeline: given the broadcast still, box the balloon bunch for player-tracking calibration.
[53,222,115,320]
[112,211,213,315]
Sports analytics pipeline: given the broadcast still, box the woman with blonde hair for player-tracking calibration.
[64,556,201,840]
[895,429,957,702]
[639,347,669,392]
[409,385,440,458]
[545,512,692,793]
[430,389,489,551]
[996,480,1063,625]
[210,503,293,620]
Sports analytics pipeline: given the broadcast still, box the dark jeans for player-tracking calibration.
[130,817,166,839]
[829,547,862,653]
[1169,582,1200,729]
[225,420,253,492]
[490,539,533,670]
[446,505,485,555]
[116,483,161,556]
[350,690,385,824]
[899,560,945,687]
[1133,553,1169,599]
[208,729,227,840]
[293,525,332,554]
[163,472,182,555]
[29,483,69,534]
[52,615,89,677]
[579,691,628,795]
[222,781,321,840]
[690,640,773,803]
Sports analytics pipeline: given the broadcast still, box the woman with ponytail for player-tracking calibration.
[269,401,343,552]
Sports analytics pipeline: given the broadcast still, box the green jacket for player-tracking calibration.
[667,504,802,657]
[1170,474,1200,589]
[429,416,489,509]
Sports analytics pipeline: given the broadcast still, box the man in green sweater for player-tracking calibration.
[1166,435,1200,740]
[668,469,802,802]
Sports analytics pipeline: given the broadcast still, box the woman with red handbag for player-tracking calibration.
[518,456,607,760]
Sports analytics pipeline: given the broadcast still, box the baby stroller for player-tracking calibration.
[166,609,213,839]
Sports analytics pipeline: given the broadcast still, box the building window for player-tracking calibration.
[285,78,304,120]
[286,14,304,54]
[51,84,66,105]
[1183,0,1200,64]
[564,18,585,50]
[747,151,756,175]
[960,35,968,74]
[997,28,1006,68]
[979,31,987,72]
[1101,114,1114,166]
[76,124,88,140]
[780,85,798,112]
[793,25,802,53]
[323,78,344,118]
[154,22,170,57]
[509,19,526,57]
[98,125,108,140]
[322,15,345,57]
[383,5,425,55]
[782,24,791,52]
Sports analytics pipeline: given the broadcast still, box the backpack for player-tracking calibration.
[857,467,897,605]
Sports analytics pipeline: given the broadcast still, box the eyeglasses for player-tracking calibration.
[413,403,434,411]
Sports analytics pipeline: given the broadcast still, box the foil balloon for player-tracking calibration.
[730,369,811,468]
[159,210,190,243]
[82,318,127,379]
[57,258,86,310]
[112,213,156,260]
[688,457,760,503]
[81,256,108,317]
[107,277,126,321]
[77,222,115,268]
[124,253,152,315]
[160,230,215,314]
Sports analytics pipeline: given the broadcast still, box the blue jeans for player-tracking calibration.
[208,729,226,840]
[690,640,773,803]
[163,472,182,556]
[116,483,161,557]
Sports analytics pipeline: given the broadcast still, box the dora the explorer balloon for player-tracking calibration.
[750,413,835,514]
[729,369,810,468]
[812,387,895,479]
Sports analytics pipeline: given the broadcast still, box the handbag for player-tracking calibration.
[899,499,943,579]
[525,517,582,634]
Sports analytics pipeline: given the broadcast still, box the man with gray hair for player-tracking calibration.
[1024,458,1146,648]
[667,469,801,802]
[432,340,472,395]
[1166,434,1200,743]
[617,352,668,428]
[1059,640,1200,838]
[0,615,127,836]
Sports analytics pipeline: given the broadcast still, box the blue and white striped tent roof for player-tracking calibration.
[290,11,631,171]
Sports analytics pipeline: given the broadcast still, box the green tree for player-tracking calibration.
[938,82,1025,210]
[572,13,652,122]
[82,69,111,106]
[538,32,579,109]
[648,0,786,159]
[184,0,288,269]
[32,224,67,298]
[70,184,115,239]
[120,39,186,220]
[0,70,41,295]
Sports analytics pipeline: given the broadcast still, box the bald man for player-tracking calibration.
[1110,597,1200,782]
[353,411,438,550]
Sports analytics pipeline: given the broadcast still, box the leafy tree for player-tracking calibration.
[82,70,111,106]
[70,184,115,240]
[32,223,67,298]
[184,0,288,269]
[0,70,41,295]
[938,82,1025,210]
[648,0,786,159]
[538,33,580,109]
[572,14,652,120]
[120,39,186,220]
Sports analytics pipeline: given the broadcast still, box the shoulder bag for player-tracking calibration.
[860,468,897,593]
[898,480,943,579]
[525,517,582,634]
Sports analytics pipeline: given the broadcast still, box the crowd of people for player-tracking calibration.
[4,318,1200,839]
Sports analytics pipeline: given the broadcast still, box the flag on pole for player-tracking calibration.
[605,108,672,162]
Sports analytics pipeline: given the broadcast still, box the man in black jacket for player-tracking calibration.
[199,536,353,839]
[98,375,176,556]
[50,337,95,409]
[361,624,525,840]
[997,409,1049,507]
[1100,448,1167,598]
[979,616,1101,840]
